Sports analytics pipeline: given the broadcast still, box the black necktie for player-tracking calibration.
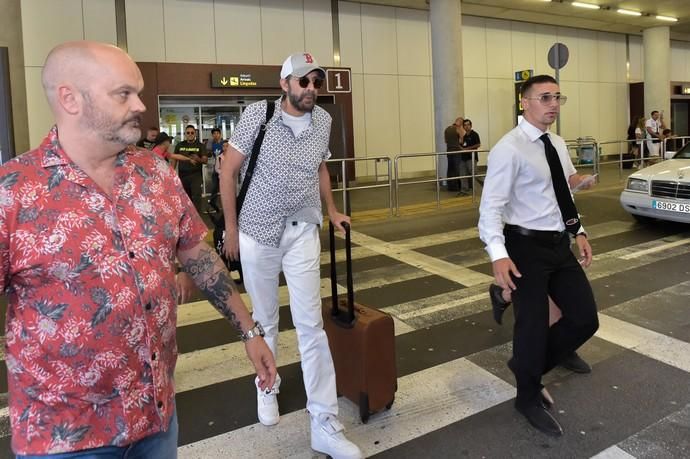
[540,134,580,235]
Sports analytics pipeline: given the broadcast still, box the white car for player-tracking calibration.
[620,144,690,224]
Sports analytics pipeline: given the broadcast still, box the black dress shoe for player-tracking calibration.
[560,352,592,374]
[540,388,554,410]
[489,284,511,325]
[516,402,563,437]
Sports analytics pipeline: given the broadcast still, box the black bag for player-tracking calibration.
[622,153,635,169]
[211,100,275,282]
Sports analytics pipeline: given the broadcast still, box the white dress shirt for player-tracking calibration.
[478,118,583,262]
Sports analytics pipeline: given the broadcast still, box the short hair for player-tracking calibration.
[185,125,196,131]
[211,127,221,134]
[520,75,558,96]
[651,110,659,117]
[463,119,472,126]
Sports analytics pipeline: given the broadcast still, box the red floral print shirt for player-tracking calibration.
[0,127,207,455]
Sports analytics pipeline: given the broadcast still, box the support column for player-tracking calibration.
[430,0,464,181]
[643,26,670,129]
[0,0,29,157]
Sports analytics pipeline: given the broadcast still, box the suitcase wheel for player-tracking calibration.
[359,393,370,424]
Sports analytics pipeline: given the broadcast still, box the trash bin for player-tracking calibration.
[576,137,596,164]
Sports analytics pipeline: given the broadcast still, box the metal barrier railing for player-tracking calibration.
[325,156,394,216]
[596,135,690,179]
[393,149,489,216]
[597,139,637,178]
[565,139,599,176]
[206,133,684,220]
[662,135,690,159]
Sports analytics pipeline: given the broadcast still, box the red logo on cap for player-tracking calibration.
[304,53,314,63]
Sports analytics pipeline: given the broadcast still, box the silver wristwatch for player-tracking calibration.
[241,321,265,342]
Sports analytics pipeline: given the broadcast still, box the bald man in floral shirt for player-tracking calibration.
[1,41,276,458]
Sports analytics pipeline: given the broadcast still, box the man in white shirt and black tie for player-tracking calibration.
[478,74,599,437]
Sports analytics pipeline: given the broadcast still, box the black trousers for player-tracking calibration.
[505,229,599,408]
[447,153,460,191]
[180,172,203,212]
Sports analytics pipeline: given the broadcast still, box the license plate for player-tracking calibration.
[652,200,690,213]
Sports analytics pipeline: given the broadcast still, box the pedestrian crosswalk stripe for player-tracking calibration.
[597,311,690,375]
[590,445,637,458]
[177,358,515,458]
[345,229,494,286]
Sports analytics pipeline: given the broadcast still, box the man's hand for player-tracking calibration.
[329,211,351,234]
[575,234,593,268]
[245,337,277,391]
[176,271,196,304]
[569,173,597,192]
[223,227,240,261]
[492,257,522,291]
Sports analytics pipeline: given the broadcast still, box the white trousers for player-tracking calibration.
[239,222,338,416]
[645,140,660,157]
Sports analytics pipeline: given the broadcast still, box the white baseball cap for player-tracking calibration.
[280,52,325,79]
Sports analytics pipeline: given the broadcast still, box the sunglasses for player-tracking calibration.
[525,93,568,106]
[185,131,195,135]
[296,76,324,89]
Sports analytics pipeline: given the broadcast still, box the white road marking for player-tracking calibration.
[620,236,690,260]
[596,313,690,374]
[590,445,637,459]
[345,230,493,286]
[177,358,515,459]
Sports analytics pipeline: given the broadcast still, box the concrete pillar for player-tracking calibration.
[430,0,464,181]
[0,0,29,156]
[643,26,671,129]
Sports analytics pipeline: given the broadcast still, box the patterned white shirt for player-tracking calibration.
[230,98,331,247]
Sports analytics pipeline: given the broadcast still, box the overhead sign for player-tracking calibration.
[212,72,260,88]
[514,69,533,82]
[210,66,352,93]
[210,68,280,89]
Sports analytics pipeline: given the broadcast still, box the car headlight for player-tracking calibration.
[626,178,648,192]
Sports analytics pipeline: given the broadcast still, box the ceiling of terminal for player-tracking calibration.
[348,0,690,41]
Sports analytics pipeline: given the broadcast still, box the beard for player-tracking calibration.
[286,85,316,113]
[81,92,143,145]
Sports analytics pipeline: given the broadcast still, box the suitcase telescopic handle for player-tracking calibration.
[329,221,355,325]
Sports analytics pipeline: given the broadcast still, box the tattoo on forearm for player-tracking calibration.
[182,246,243,332]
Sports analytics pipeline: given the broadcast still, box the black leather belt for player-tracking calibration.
[504,224,567,243]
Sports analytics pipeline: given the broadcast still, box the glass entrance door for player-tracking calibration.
[158,104,243,145]
[200,106,242,142]
[158,102,244,203]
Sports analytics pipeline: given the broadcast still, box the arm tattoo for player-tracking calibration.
[181,245,243,332]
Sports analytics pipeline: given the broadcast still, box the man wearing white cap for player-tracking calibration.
[219,53,362,459]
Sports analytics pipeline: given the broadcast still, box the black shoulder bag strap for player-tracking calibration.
[235,100,275,215]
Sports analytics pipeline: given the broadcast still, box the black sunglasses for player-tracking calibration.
[296,76,324,89]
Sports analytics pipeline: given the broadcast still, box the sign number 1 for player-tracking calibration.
[326,69,351,93]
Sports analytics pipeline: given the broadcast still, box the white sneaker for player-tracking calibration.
[256,375,281,426]
[310,413,363,459]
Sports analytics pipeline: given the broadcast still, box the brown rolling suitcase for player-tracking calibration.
[322,221,397,423]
